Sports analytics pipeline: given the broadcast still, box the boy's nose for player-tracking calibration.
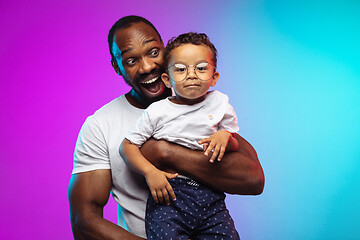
[187,66,197,79]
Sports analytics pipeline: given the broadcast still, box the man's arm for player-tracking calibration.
[140,133,264,195]
[68,169,145,240]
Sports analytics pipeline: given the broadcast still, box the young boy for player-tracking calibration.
[120,32,240,239]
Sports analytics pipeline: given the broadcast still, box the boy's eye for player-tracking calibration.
[174,64,187,72]
[196,62,209,71]
[175,67,186,72]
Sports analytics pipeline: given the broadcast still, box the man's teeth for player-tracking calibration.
[142,76,158,84]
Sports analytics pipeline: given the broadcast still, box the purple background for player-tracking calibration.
[1,0,359,239]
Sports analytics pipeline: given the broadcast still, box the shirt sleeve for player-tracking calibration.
[218,101,240,133]
[125,110,154,147]
[72,115,110,174]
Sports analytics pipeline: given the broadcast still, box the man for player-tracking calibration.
[69,15,264,240]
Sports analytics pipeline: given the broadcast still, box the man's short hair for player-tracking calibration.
[108,15,162,59]
[163,32,218,69]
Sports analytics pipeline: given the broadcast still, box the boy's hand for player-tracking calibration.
[198,130,232,163]
[144,168,178,205]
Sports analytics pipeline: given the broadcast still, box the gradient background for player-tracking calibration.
[1,0,359,239]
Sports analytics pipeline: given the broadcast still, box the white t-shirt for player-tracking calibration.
[126,90,239,150]
[72,95,148,238]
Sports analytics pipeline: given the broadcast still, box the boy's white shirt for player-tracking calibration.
[126,90,239,150]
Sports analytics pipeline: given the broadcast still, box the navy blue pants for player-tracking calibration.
[145,177,240,240]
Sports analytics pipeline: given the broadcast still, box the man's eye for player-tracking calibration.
[150,49,159,57]
[126,58,137,66]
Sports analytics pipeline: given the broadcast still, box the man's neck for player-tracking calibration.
[125,88,171,109]
[125,91,148,109]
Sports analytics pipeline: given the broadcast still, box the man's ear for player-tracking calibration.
[111,58,122,76]
[210,71,219,87]
[161,73,172,88]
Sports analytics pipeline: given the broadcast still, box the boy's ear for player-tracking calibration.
[111,58,122,76]
[210,71,219,87]
[161,73,172,88]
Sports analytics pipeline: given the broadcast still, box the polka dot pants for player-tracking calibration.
[145,177,240,240]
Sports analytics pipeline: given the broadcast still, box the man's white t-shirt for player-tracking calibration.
[72,95,148,238]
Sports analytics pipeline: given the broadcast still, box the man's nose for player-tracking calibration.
[139,57,155,74]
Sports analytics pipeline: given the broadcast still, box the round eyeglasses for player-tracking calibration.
[167,62,216,82]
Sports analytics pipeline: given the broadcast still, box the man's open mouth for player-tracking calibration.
[141,76,159,85]
[140,75,164,94]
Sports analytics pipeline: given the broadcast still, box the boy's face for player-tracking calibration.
[161,44,219,105]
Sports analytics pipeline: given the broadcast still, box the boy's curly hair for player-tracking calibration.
[164,32,217,69]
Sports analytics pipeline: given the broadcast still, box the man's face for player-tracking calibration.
[111,22,168,103]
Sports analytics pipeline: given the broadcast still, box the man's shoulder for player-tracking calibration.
[90,95,140,118]
[82,94,141,129]
[92,95,125,117]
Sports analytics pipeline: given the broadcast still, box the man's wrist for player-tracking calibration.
[224,130,234,142]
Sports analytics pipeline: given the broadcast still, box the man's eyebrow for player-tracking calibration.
[120,38,157,57]
[121,47,132,56]
[144,38,156,45]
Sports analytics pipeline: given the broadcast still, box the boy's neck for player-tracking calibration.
[169,94,207,105]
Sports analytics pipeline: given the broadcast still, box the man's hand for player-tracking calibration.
[144,168,178,205]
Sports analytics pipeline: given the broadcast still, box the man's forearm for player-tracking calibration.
[141,135,264,195]
[71,211,145,240]
[162,142,264,195]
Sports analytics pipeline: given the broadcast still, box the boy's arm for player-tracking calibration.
[140,133,264,195]
[120,139,157,177]
[120,139,177,205]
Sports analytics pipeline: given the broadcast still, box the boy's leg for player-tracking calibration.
[196,206,240,240]
[194,184,240,240]
[145,178,196,239]
[145,196,189,239]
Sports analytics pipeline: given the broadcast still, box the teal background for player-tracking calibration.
[219,1,360,239]
[1,0,359,239]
